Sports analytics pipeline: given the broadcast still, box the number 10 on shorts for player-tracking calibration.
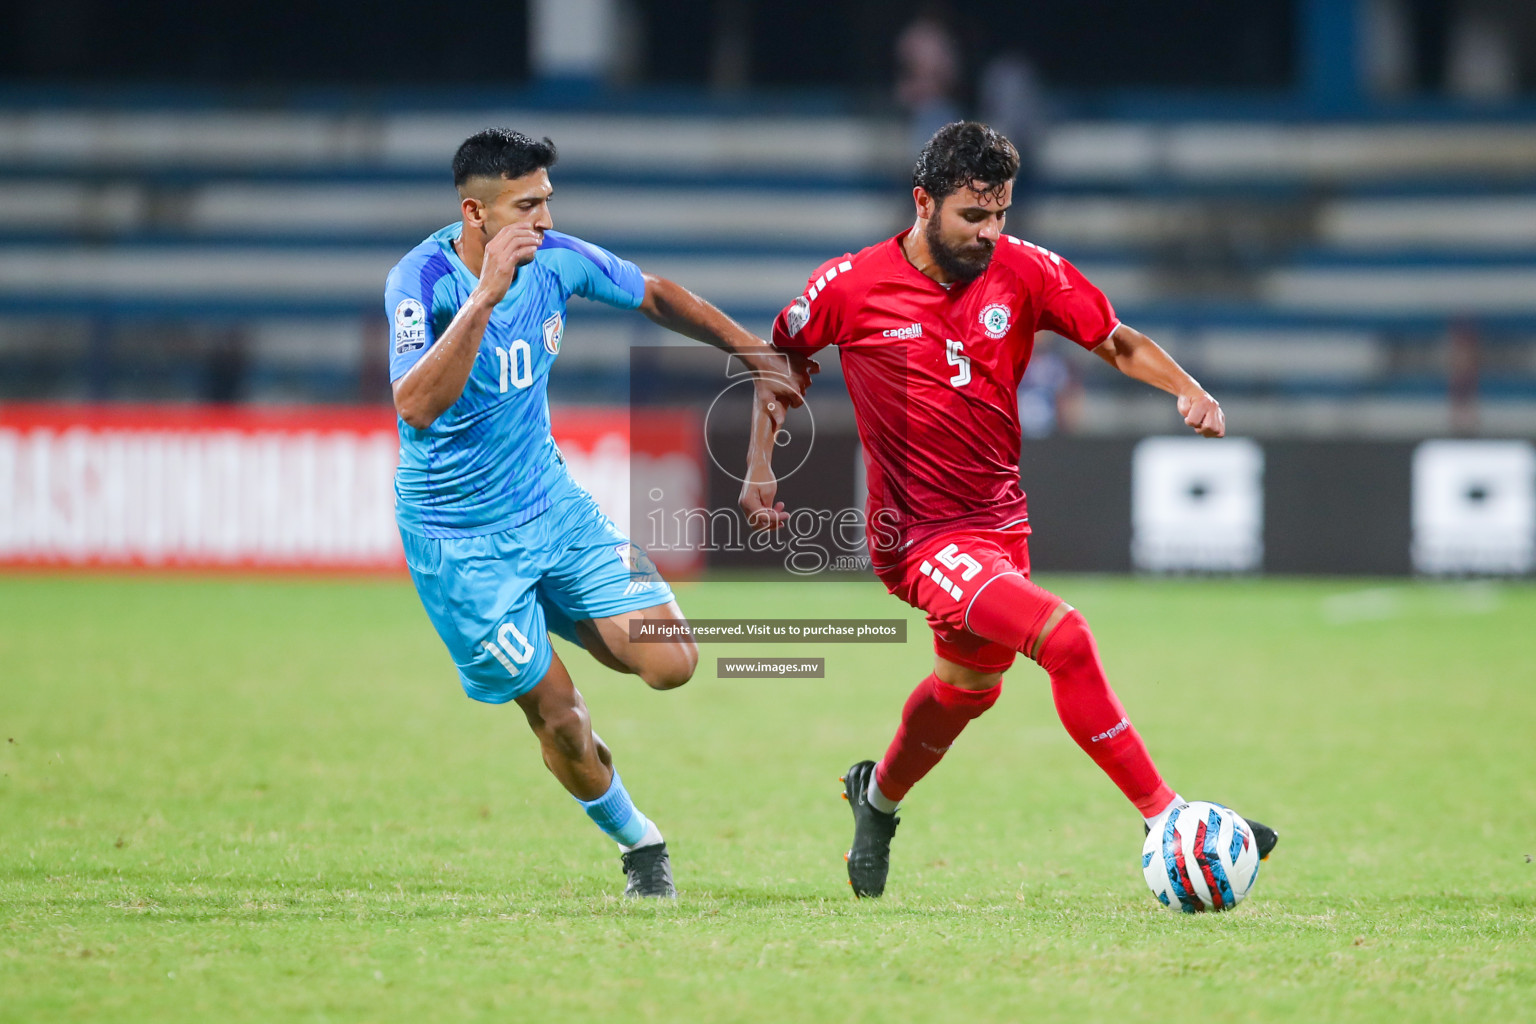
[483,621,534,675]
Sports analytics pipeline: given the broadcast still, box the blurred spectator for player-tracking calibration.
[1448,319,1481,435]
[1395,0,1533,99]
[1447,1,1519,100]
[1364,0,1414,98]
[895,7,963,156]
[358,317,393,403]
[978,51,1047,210]
[204,326,248,404]
[1018,333,1082,438]
[709,0,751,92]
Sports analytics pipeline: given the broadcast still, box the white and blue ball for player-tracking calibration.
[1141,801,1260,912]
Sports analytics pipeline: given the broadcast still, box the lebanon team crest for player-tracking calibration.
[979,303,1012,339]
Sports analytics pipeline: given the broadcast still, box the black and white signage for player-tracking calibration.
[1411,440,1535,575]
[1131,438,1265,572]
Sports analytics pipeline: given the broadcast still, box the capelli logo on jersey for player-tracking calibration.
[882,323,923,339]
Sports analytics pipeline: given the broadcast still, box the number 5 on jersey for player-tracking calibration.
[946,339,971,388]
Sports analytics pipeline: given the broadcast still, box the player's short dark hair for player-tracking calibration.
[452,128,558,187]
[912,121,1020,204]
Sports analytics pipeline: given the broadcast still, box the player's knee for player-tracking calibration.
[1033,608,1097,675]
[639,640,696,690]
[536,702,592,759]
[933,673,1003,719]
[935,659,1004,696]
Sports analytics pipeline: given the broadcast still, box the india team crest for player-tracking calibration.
[542,311,564,355]
[979,303,1012,339]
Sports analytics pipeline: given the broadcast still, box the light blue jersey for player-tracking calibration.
[385,223,646,538]
[385,223,672,705]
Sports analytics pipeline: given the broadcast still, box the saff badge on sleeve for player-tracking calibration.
[394,299,427,353]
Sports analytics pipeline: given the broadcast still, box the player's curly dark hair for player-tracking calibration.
[912,121,1020,204]
[453,128,559,187]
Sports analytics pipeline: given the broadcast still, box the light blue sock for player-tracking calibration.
[576,771,656,847]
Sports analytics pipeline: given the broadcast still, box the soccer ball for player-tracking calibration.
[1142,801,1261,912]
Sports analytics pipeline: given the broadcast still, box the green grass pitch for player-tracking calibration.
[2,574,1534,1022]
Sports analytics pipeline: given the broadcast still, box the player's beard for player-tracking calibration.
[925,217,995,281]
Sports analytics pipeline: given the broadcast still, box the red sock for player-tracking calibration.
[1034,611,1174,817]
[965,575,1174,817]
[874,674,1001,802]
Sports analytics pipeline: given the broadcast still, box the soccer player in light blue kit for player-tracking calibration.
[386,129,812,897]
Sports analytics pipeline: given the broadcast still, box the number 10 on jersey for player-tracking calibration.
[496,341,533,392]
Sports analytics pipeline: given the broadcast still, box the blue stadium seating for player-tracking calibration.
[1,98,1533,434]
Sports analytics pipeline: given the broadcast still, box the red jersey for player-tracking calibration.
[771,231,1119,562]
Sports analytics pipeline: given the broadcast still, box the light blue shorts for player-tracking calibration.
[399,474,674,705]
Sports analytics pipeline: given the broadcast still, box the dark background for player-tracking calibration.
[700,426,1420,576]
[0,0,1292,91]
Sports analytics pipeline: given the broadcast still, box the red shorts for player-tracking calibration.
[874,527,1059,674]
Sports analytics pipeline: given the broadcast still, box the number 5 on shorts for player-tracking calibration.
[935,543,983,581]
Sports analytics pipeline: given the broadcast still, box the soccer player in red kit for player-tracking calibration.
[741,122,1277,897]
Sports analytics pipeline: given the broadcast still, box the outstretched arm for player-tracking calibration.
[740,384,791,531]
[639,274,816,407]
[1092,323,1225,437]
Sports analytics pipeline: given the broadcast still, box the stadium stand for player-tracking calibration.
[2,102,1535,436]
